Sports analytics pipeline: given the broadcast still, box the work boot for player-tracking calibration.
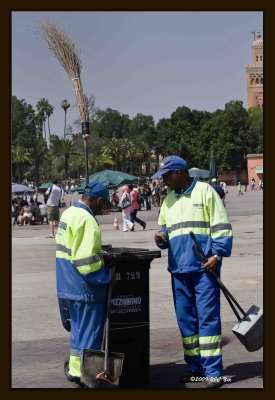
[179,370,205,383]
[204,377,223,388]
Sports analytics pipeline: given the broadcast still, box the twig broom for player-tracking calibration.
[34,19,90,183]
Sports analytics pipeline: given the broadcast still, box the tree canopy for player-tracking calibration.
[11,94,263,183]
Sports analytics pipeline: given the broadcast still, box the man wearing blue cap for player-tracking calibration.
[55,182,114,386]
[152,156,233,388]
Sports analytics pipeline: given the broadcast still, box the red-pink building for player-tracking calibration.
[246,154,263,188]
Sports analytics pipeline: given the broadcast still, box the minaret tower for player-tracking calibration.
[246,28,263,109]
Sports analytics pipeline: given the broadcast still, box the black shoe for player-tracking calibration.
[130,227,134,231]
[142,223,146,230]
[179,371,205,383]
[205,377,223,388]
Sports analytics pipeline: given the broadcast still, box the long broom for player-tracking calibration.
[34,18,90,183]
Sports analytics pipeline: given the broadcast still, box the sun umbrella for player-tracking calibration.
[38,182,52,191]
[189,168,210,179]
[12,184,35,194]
[89,169,137,187]
[209,155,217,180]
[69,182,86,193]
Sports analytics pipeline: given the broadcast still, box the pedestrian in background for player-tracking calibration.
[128,184,146,231]
[119,185,134,232]
[55,182,114,387]
[237,182,243,196]
[251,177,256,191]
[210,178,225,204]
[152,155,233,388]
[46,177,62,238]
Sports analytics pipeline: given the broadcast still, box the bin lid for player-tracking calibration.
[101,246,161,260]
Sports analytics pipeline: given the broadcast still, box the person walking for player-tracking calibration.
[209,178,225,204]
[55,182,114,387]
[152,155,233,388]
[45,177,62,238]
[119,185,134,232]
[251,177,256,191]
[237,182,243,196]
[128,184,146,231]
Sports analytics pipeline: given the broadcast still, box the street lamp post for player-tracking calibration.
[81,122,90,184]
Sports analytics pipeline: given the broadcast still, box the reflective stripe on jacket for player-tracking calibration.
[157,180,233,273]
[56,201,111,302]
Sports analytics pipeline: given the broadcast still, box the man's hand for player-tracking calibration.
[154,231,167,244]
[203,256,219,272]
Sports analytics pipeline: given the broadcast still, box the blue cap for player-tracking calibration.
[151,156,189,179]
[83,182,112,206]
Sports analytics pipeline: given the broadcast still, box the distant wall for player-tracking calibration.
[218,170,248,185]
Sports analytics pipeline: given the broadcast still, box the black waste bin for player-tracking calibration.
[101,246,161,387]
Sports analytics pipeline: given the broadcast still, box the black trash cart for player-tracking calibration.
[102,246,161,387]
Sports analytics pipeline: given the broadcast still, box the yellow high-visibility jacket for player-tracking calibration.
[157,179,233,273]
[56,201,111,302]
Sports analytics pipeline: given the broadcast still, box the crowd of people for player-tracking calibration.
[11,197,46,226]
[12,174,263,229]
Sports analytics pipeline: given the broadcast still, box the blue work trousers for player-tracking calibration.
[69,300,106,376]
[171,270,223,377]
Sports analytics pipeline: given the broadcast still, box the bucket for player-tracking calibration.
[81,349,124,388]
[232,305,263,352]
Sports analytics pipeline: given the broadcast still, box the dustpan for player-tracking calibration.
[231,305,263,352]
[81,266,124,388]
[190,231,263,352]
[81,349,124,388]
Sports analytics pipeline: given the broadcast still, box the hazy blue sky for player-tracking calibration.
[12,11,263,137]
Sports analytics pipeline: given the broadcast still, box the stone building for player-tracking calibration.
[246,29,263,109]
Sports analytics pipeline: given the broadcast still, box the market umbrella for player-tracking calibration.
[209,155,217,180]
[12,184,35,194]
[189,168,210,179]
[38,182,52,191]
[89,169,137,187]
[69,182,86,193]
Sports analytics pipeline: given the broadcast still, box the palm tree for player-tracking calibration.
[12,145,31,182]
[101,138,122,170]
[50,135,77,178]
[36,98,51,142]
[61,99,70,139]
[45,104,54,137]
[31,137,49,183]
[120,138,136,172]
[88,153,115,174]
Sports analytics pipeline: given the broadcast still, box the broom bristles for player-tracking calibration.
[35,18,89,123]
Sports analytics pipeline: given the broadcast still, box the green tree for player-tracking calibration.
[50,135,78,178]
[36,98,52,142]
[247,107,263,153]
[45,103,54,137]
[93,108,131,139]
[12,145,31,182]
[12,96,37,148]
[101,138,123,169]
[198,101,249,173]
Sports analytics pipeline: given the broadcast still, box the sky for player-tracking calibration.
[12,11,263,138]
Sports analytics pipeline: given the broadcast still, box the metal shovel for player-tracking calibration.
[80,267,124,388]
[189,231,263,352]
